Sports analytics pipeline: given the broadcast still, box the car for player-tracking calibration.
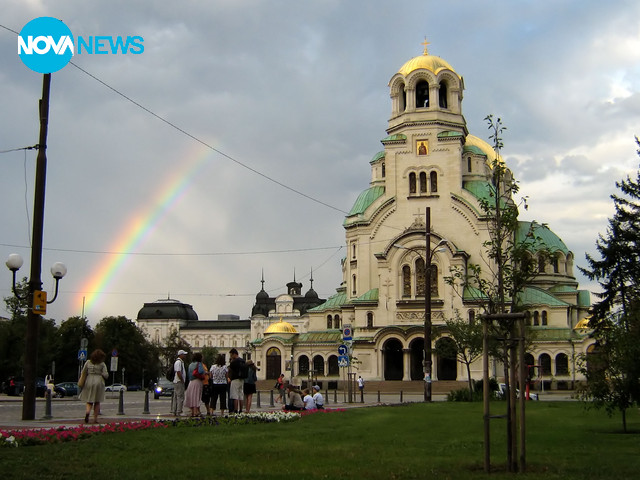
[105,383,127,392]
[54,382,79,397]
[495,383,539,401]
[153,379,174,399]
[126,384,142,392]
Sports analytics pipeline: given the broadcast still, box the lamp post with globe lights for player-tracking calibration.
[4,73,67,420]
[393,207,447,402]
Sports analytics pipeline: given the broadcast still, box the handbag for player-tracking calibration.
[192,364,205,380]
[78,365,88,388]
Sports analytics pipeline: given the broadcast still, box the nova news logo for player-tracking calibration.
[18,17,144,74]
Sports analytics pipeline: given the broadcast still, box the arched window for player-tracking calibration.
[402,265,411,297]
[533,311,540,326]
[467,157,472,172]
[416,80,429,108]
[298,355,309,375]
[400,87,406,112]
[328,355,339,375]
[439,82,448,108]
[419,172,427,193]
[538,256,546,273]
[430,171,438,193]
[334,315,341,329]
[313,355,325,376]
[552,255,559,273]
[367,312,374,328]
[468,310,475,324]
[555,353,569,375]
[327,315,333,329]
[539,353,552,375]
[382,162,385,178]
[416,258,426,296]
[409,172,417,194]
[541,311,548,326]
[430,264,439,296]
[525,311,532,326]
[352,275,357,295]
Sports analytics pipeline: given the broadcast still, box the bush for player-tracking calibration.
[447,387,482,402]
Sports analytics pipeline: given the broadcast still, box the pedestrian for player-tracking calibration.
[243,360,258,413]
[283,384,304,411]
[209,354,228,416]
[358,375,365,392]
[302,388,317,410]
[312,385,324,409]
[171,350,187,417]
[201,360,212,415]
[78,349,109,424]
[275,373,285,403]
[184,352,205,417]
[228,348,246,413]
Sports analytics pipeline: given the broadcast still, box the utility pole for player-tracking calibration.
[23,73,51,420]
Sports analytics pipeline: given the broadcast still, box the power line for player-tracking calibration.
[67,61,350,215]
[0,242,343,257]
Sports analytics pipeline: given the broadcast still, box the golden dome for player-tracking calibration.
[264,319,298,334]
[398,53,457,77]
[465,134,504,165]
[574,317,593,331]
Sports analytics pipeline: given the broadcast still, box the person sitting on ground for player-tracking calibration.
[283,384,304,411]
[302,388,317,410]
[312,385,324,409]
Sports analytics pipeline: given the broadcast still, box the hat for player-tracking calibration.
[313,385,320,391]
[177,350,188,356]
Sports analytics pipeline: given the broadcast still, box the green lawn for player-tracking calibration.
[1,402,638,479]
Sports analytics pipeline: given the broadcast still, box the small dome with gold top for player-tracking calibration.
[397,39,458,77]
[264,318,298,334]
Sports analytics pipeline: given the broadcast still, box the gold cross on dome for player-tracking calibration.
[421,37,430,55]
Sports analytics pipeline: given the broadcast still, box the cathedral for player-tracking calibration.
[138,45,593,388]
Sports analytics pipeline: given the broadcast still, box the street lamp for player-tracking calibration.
[4,73,67,420]
[393,208,447,402]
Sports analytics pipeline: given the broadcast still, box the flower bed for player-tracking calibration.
[0,420,168,447]
[0,408,345,447]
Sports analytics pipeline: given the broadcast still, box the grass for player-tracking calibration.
[1,402,639,479]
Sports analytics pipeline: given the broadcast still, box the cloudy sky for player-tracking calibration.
[1,0,639,325]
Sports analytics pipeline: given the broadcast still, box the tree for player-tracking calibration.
[200,346,219,367]
[54,316,94,381]
[435,313,483,400]
[445,116,548,472]
[94,316,159,385]
[578,138,640,431]
[155,327,191,376]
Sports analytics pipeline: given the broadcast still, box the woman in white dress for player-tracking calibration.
[78,349,108,424]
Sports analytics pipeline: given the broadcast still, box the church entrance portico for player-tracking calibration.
[383,338,404,380]
[266,347,282,379]
[409,337,425,380]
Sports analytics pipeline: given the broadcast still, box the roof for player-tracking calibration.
[518,287,569,307]
[137,298,198,321]
[352,288,379,304]
[296,331,343,343]
[370,151,385,164]
[398,53,458,77]
[308,290,350,313]
[516,222,570,255]
[346,186,385,217]
[264,320,298,334]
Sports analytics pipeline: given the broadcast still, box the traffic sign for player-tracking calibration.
[78,349,87,361]
[342,325,352,341]
[338,355,350,367]
[338,344,349,356]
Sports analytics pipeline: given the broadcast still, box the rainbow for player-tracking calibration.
[79,143,215,315]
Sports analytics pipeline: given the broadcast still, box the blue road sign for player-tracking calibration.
[78,349,87,361]
[338,344,348,356]
[338,355,350,367]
